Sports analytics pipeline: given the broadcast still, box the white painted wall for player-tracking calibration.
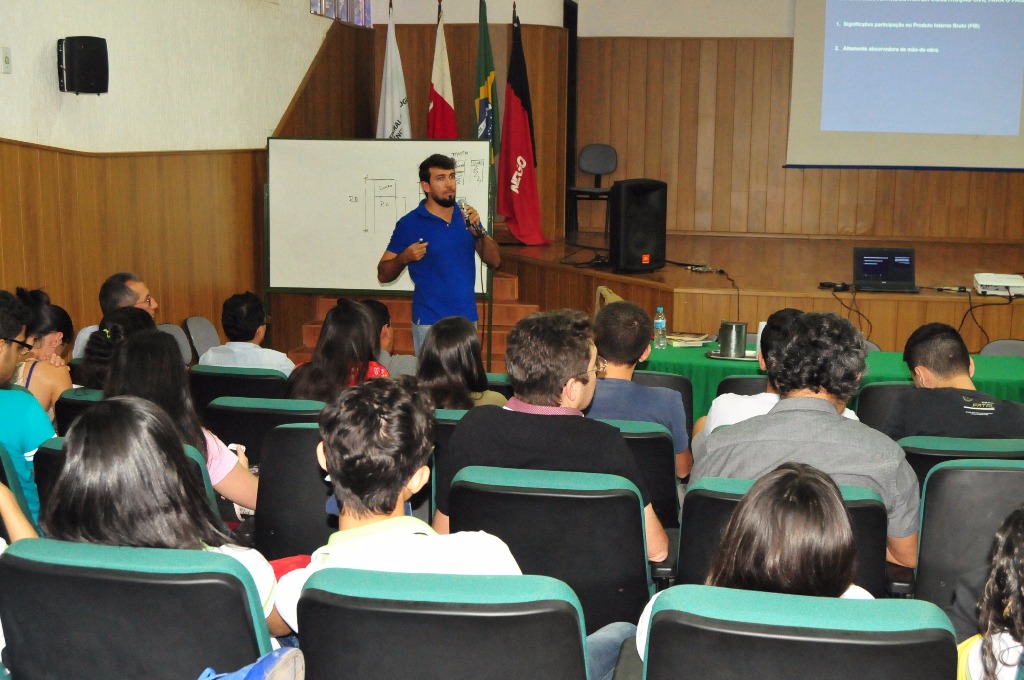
[0,0,330,152]
[367,0,795,36]
[368,0,563,26]
[578,0,795,38]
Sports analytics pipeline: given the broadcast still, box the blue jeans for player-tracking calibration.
[412,323,431,357]
[586,621,636,680]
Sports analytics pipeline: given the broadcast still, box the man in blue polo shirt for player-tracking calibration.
[0,290,56,524]
[377,154,501,356]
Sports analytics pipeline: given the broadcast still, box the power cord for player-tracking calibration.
[829,289,873,340]
[683,264,740,318]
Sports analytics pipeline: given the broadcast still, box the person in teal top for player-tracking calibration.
[0,290,56,523]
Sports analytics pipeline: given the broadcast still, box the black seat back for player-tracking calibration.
[916,460,1024,607]
[632,370,694,433]
[715,374,768,396]
[298,569,587,680]
[854,381,915,432]
[677,478,888,597]
[449,466,651,634]
[202,397,324,468]
[189,366,289,415]
[0,538,271,680]
[254,424,336,560]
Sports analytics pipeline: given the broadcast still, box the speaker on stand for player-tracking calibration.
[609,179,667,273]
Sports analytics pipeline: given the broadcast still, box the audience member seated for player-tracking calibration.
[635,462,871,659]
[105,330,258,511]
[584,301,690,476]
[881,323,1024,441]
[363,299,417,377]
[0,290,56,523]
[956,505,1024,679]
[13,288,73,418]
[198,292,295,377]
[275,375,630,680]
[416,316,506,409]
[40,396,288,637]
[695,308,858,443]
[691,311,920,568]
[0,480,39,653]
[78,307,155,390]
[72,272,159,359]
[431,309,669,562]
[286,299,389,403]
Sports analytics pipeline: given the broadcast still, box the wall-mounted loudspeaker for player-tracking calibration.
[609,179,667,273]
[58,37,108,94]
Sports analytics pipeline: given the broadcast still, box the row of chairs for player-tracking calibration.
[0,544,957,679]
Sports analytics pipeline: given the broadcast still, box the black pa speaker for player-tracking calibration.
[58,37,108,94]
[609,179,667,273]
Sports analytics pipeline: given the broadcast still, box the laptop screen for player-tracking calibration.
[853,248,917,288]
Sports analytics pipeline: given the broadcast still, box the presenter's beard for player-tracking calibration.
[432,194,456,208]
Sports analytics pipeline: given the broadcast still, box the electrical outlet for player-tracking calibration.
[1,47,11,74]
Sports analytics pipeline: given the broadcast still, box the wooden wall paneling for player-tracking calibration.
[872,169,895,236]
[694,40,718,231]
[926,170,951,239]
[56,151,87,317]
[711,40,736,231]
[644,40,665,188]
[801,168,822,234]
[675,41,701,233]
[625,39,649,181]
[986,172,1009,241]
[836,169,858,236]
[523,25,567,241]
[729,39,754,233]
[746,40,773,234]
[764,39,790,234]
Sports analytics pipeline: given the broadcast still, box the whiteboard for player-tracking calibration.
[267,139,492,294]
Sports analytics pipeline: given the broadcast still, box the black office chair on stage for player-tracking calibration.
[567,143,617,233]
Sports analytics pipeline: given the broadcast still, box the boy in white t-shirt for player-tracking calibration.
[274,376,520,632]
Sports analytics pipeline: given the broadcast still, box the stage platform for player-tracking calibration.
[496,231,1024,353]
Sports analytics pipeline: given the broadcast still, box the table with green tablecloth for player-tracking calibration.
[640,343,1024,421]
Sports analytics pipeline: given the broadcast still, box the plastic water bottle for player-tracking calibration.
[653,307,668,350]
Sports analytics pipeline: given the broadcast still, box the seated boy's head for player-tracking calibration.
[317,376,435,518]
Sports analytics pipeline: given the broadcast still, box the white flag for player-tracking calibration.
[376,11,411,139]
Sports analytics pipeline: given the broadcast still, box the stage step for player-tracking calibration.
[289,272,533,374]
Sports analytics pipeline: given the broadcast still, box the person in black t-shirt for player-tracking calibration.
[430,309,669,562]
[881,323,1024,441]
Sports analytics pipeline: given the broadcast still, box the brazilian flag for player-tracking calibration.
[475,0,500,217]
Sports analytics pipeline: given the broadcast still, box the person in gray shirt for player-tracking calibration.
[691,311,920,568]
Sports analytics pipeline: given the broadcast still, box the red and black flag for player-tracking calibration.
[497,4,548,245]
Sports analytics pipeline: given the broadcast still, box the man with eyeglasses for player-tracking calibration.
[585,301,691,478]
[430,308,669,563]
[71,272,159,359]
[0,290,56,523]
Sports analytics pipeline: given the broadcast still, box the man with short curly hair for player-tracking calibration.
[691,311,920,568]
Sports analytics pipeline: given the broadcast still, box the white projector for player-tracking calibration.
[974,273,1024,297]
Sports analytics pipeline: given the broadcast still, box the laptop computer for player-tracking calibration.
[853,247,920,293]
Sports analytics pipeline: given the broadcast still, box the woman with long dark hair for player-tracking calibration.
[957,507,1024,679]
[416,316,505,409]
[40,396,288,636]
[636,463,870,660]
[78,306,155,390]
[13,288,73,417]
[286,299,388,403]
[104,329,258,510]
